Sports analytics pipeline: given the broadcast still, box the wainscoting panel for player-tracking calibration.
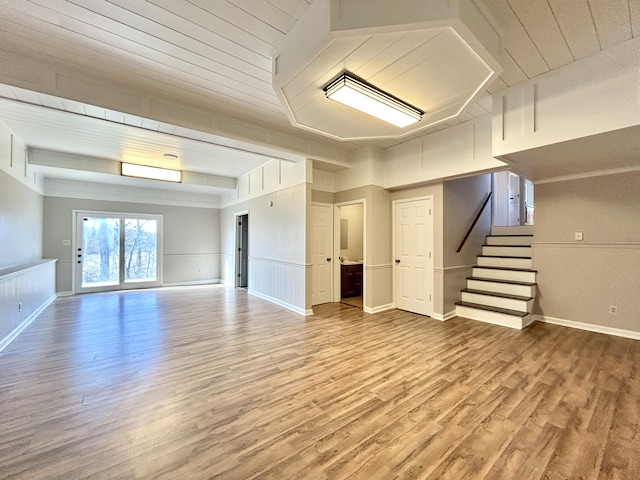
[0,260,57,352]
[249,257,309,315]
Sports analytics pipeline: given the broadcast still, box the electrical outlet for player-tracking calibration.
[574,231,583,241]
[18,302,23,312]
[63,239,71,246]
[609,305,618,315]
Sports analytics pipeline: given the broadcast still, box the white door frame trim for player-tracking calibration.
[234,210,249,288]
[72,209,164,294]
[333,199,366,308]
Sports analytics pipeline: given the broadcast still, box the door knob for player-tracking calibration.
[395,259,400,263]
[326,258,331,262]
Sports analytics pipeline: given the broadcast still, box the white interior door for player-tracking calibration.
[311,203,333,305]
[394,198,433,316]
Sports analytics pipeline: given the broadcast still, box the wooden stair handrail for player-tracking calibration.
[456,191,493,253]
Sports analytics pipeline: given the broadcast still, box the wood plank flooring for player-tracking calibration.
[0,285,638,479]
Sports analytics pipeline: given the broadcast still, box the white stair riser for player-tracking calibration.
[472,268,536,283]
[482,246,532,257]
[456,305,533,330]
[491,226,533,236]
[467,279,536,297]
[477,257,533,269]
[486,236,533,246]
[461,292,533,312]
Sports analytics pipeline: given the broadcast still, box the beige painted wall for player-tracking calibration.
[533,171,640,333]
[311,190,334,204]
[0,170,44,269]
[43,197,220,292]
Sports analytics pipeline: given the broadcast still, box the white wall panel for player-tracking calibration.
[493,38,640,158]
[249,257,309,315]
[0,120,44,194]
[312,169,334,193]
[0,260,57,352]
[221,159,307,208]
[383,137,422,189]
[384,116,505,189]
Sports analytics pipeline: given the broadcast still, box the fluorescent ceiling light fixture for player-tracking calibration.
[324,73,422,127]
[121,162,182,183]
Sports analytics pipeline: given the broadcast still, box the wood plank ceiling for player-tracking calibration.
[0,0,638,185]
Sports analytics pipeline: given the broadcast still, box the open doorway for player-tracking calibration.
[235,213,248,288]
[334,202,364,309]
[493,172,534,226]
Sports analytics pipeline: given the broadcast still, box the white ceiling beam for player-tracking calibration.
[0,47,354,164]
[28,148,237,190]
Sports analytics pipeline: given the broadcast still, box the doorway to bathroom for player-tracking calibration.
[334,201,365,309]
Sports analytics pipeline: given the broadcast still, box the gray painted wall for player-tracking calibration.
[43,197,220,292]
[442,174,492,315]
[533,171,640,333]
[443,174,492,268]
[0,170,43,269]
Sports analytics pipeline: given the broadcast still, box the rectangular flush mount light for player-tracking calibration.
[324,73,422,128]
[121,162,182,183]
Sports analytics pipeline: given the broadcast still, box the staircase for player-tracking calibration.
[456,226,536,329]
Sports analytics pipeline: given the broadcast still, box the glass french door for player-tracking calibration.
[75,212,162,293]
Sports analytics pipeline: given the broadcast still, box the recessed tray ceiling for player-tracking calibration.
[273,0,502,141]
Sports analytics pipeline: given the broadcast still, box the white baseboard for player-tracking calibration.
[248,289,313,316]
[56,291,73,297]
[364,303,394,314]
[162,279,222,287]
[534,315,640,340]
[0,294,57,353]
[431,310,457,321]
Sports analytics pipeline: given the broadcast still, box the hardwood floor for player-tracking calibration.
[0,285,638,479]
[341,296,363,308]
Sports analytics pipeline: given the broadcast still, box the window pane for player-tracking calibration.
[124,218,158,283]
[81,217,120,287]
